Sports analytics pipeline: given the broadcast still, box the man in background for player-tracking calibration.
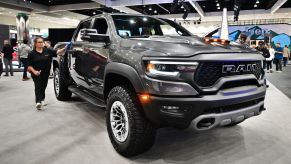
[283,45,290,67]
[0,40,14,76]
[0,52,3,78]
[18,39,32,81]
[256,41,270,70]
[274,43,284,72]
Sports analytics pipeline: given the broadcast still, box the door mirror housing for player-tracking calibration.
[80,28,110,43]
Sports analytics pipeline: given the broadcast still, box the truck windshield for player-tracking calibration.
[112,15,192,38]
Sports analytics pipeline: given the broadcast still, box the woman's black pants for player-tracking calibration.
[32,72,49,103]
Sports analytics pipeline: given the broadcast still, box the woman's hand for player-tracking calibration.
[33,70,41,76]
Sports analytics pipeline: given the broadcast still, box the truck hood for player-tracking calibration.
[120,36,258,58]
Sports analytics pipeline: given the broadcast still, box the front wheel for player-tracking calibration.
[106,86,156,157]
[54,68,72,101]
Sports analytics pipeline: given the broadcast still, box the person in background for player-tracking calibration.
[0,40,14,76]
[0,53,3,78]
[283,45,290,67]
[44,40,52,50]
[256,41,270,70]
[18,39,32,81]
[266,45,275,73]
[27,37,67,110]
[274,43,283,72]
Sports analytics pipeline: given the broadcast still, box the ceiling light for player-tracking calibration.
[143,17,148,21]
[181,5,184,9]
[149,7,152,11]
[129,19,135,24]
[93,11,96,15]
[254,4,257,7]
[256,0,259,4]
[216,3,220,6]
[217,7,221,10]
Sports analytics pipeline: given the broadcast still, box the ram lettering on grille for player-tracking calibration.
[222,64,257,73]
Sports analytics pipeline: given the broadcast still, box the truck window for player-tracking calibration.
[92,18,108,35]
[75,20,91,41]
[111,15,192,38]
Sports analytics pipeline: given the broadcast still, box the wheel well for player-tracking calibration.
[104,73,136,102]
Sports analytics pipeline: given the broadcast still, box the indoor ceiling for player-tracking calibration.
[29,0,93,6]
[25,0,291,16]
[3,0,283,16]
[0,0,290,24]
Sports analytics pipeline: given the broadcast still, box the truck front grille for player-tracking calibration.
[194,61,262,87]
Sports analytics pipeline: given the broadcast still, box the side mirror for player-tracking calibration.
[80,28,110,43]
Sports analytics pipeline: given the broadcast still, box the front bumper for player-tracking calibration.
[141,85,266,129]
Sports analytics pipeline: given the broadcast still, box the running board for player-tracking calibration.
[68,86,106,109]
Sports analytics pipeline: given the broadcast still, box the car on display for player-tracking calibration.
[53,13,266,157]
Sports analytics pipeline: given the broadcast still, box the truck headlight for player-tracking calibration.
[145,61,199,77]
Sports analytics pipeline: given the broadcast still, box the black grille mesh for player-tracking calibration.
[194,61,262,87]
[205,97,265,114]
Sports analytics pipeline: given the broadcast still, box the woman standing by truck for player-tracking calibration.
[28,37,67,110]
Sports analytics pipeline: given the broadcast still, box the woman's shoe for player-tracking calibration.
[36,103,42,110]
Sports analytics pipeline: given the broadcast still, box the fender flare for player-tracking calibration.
[104,62,145,93]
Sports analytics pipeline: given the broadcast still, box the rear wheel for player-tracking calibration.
[106,85,156,157]
[54,68,72,101]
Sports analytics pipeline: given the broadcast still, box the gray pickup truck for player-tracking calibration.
[53,13,266,157]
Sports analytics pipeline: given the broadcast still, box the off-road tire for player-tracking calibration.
[106,85,156,157]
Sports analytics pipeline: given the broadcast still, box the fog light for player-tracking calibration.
[161,106,180,113]
[162,106,179,110]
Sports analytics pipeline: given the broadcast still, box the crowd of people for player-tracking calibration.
[255,41,290,73]
[0,38,66,110]
[0,39,53,80]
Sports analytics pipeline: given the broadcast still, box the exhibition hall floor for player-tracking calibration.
[1,69,291,164]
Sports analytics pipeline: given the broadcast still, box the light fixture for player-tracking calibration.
[256,0,259,4]
[93,11,96,15]
[254,4,257,7]
[217,7,221,10]
[129,19,135,24]
[216,3,220,6]
[154,10,157,14]
[149,7,152,11]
